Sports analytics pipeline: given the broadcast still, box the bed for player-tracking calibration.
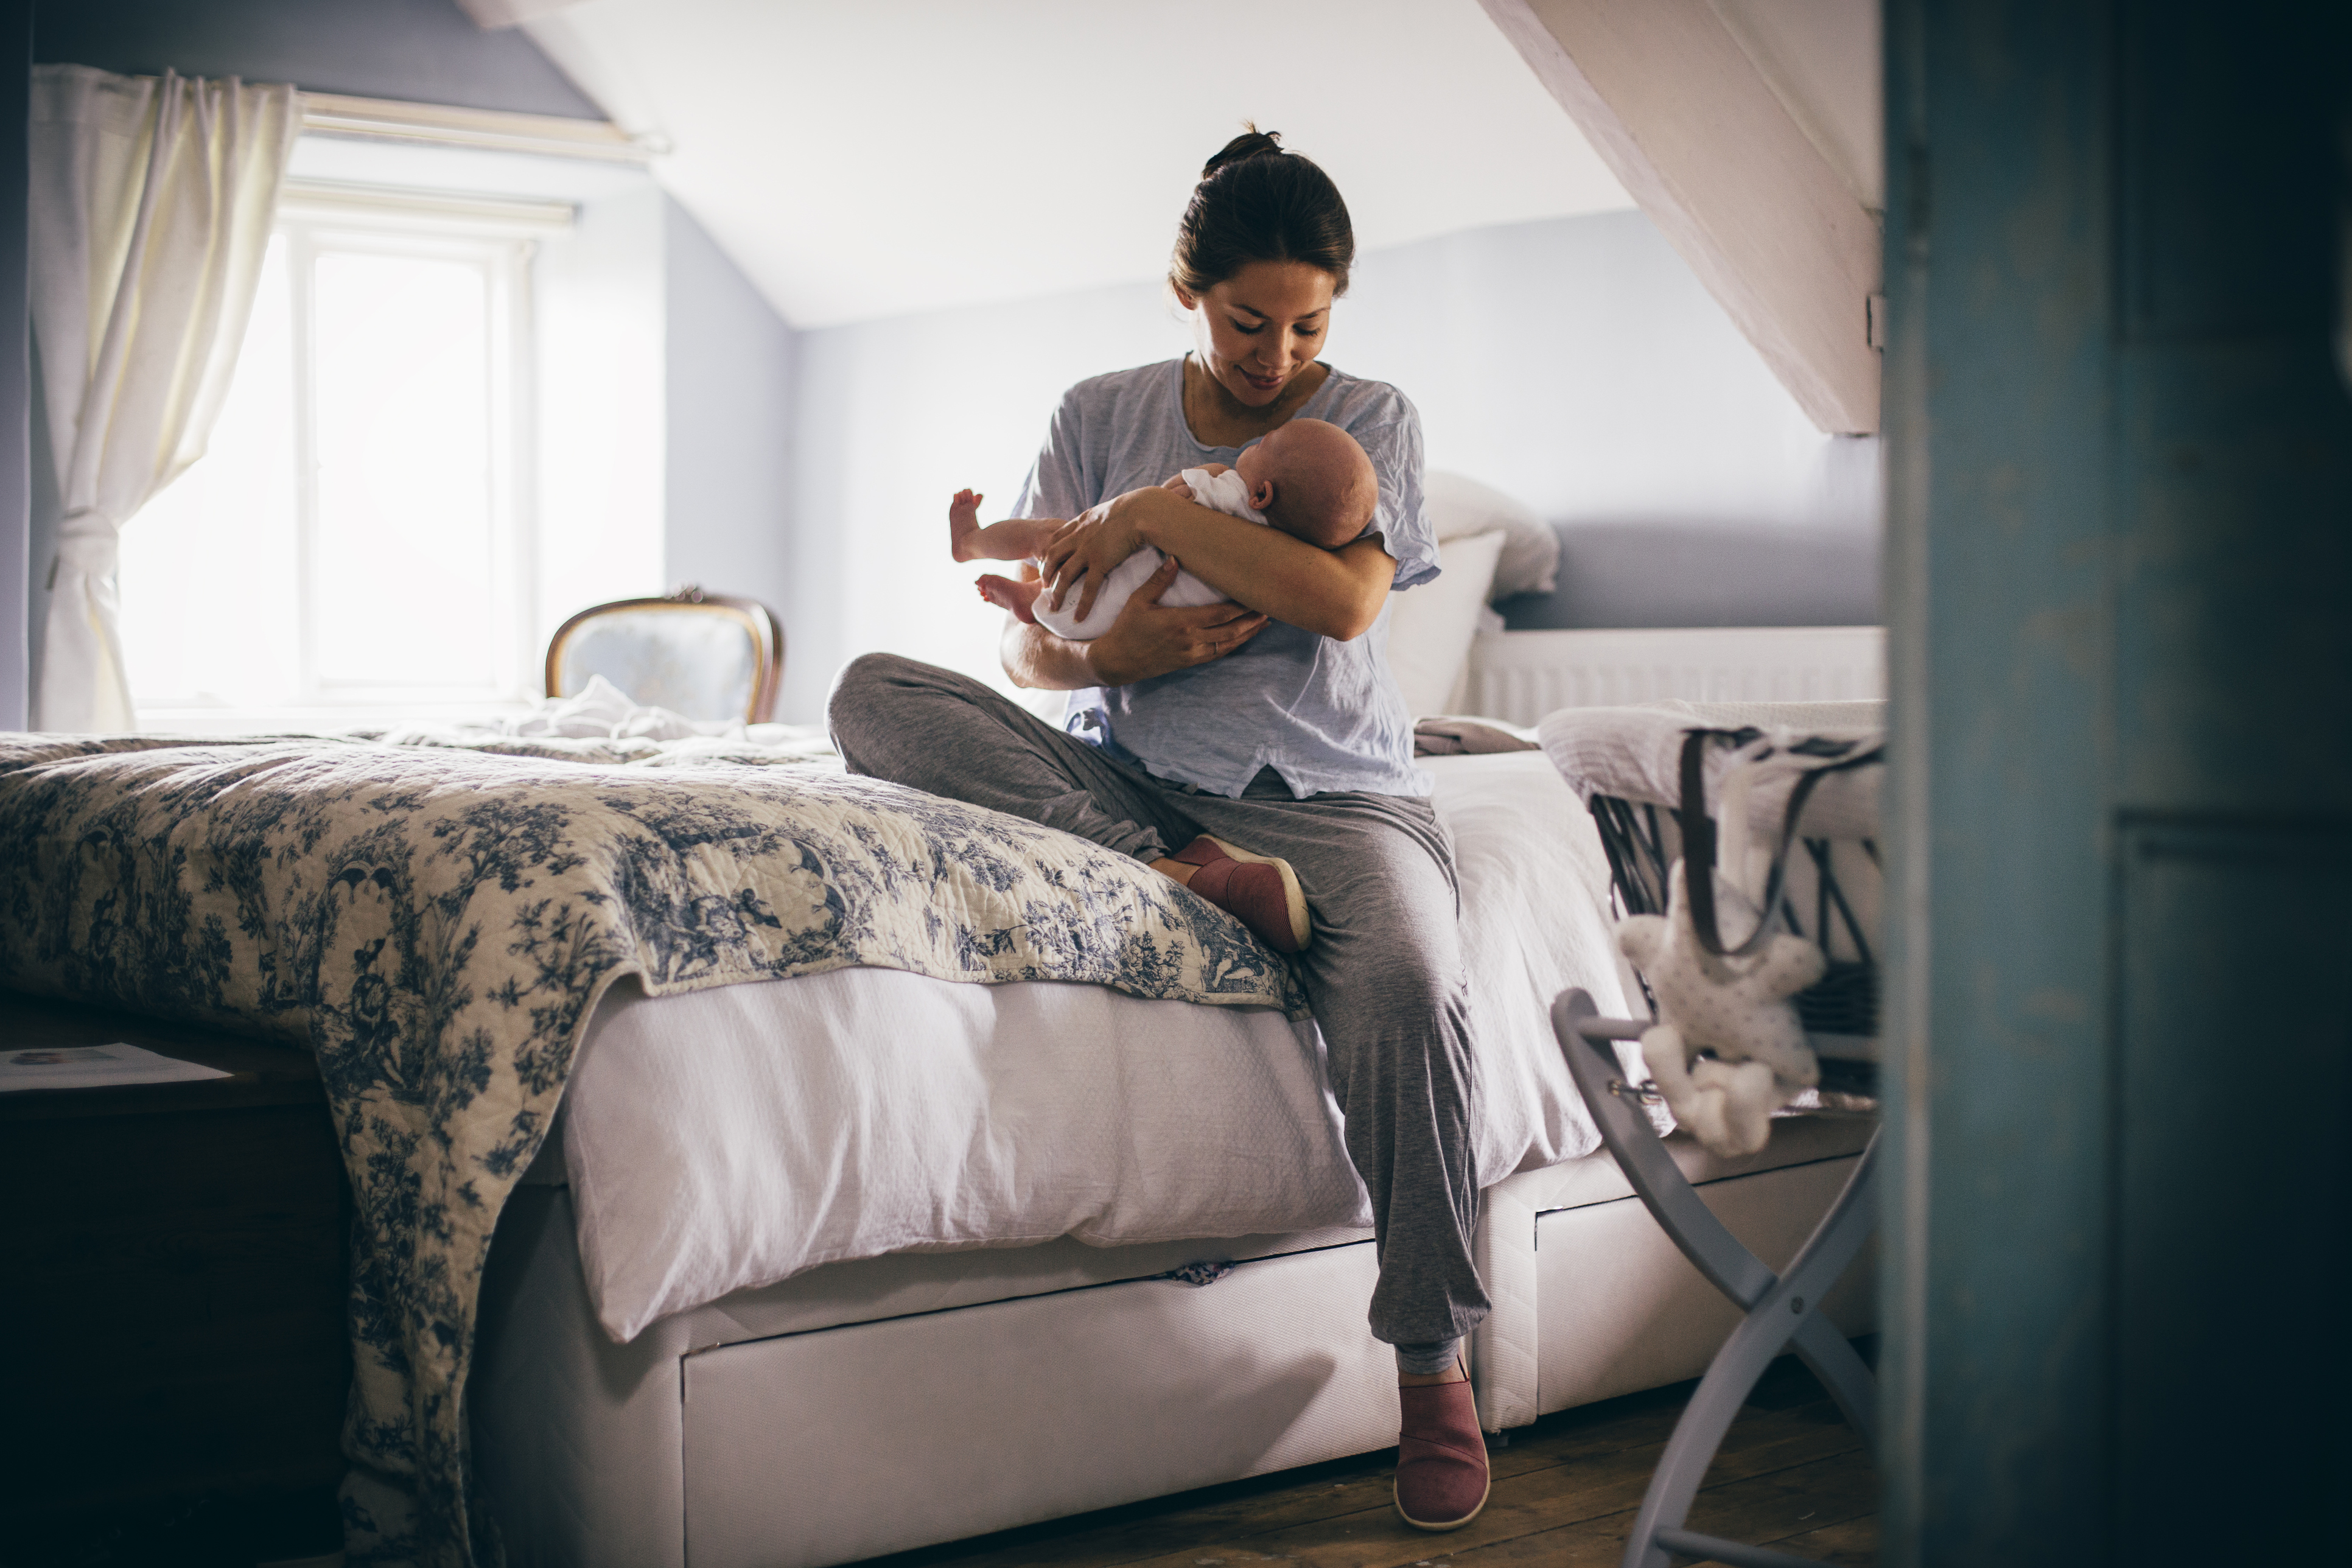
[488,625,1874,1564]
[0,602,1883,1567]
[461,741,1874,1568]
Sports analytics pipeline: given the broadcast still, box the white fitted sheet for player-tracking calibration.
[558,752,1637,1342]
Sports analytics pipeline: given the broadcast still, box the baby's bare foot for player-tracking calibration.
[950,488,985,562]
[976,573,1040,625]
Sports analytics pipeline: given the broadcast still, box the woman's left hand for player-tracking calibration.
[1040,495,1148,625]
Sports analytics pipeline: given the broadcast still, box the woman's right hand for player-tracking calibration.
[1080,555,1269,687]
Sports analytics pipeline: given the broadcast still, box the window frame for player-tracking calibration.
[273,184,554,708]
[125,180,573,726]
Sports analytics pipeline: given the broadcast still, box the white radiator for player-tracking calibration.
[1459,626,1886,727]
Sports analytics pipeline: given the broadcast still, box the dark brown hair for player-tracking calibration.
[1169,126,1356,299]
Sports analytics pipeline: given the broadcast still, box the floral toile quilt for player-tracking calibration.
[0,732,1304,1567]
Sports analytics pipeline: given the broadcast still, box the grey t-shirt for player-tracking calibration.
[1012,357,1437,799]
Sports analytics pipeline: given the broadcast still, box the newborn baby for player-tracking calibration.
[950,417,1379,641]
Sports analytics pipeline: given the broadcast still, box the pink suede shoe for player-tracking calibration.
[1393,1365,1490,1531]
[1169,836,1311,953]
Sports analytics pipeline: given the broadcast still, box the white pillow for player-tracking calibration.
[1423,471,1558,599]
[1385,529,1507,719]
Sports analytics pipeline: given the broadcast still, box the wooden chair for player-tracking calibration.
[544,586,785,724]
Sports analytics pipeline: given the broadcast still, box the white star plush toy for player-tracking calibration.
[1616,859,1827,1157]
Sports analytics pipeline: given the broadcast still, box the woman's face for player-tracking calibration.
[1177,259,1336,408]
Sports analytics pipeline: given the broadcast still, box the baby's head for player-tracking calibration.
[1234,419,1377,549]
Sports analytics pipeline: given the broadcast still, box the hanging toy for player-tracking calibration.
[1616,859,1825,1158]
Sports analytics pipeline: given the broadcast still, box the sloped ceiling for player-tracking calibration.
[471,0,1634,327]
[1479,0,1885,433]
[1710,0,1883,214]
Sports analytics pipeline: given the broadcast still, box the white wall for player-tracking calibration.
[1342,210,1867,528]
[663,195,796,643]
[535,180,670,643]
[777,208,1879,724]
[785,285,1193,724]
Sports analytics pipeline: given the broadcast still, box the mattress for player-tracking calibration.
[551,751,1642,1343]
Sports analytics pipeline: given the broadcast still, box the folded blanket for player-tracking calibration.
[1412,714,1541,757]
[0,733,1301,1568]
[357,672,836,761]
[1537,699,1884,840]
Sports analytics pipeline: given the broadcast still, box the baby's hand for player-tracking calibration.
[948,489,984,562]
[1159,472,1191,493]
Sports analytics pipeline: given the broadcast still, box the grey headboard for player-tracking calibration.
[1496,520,1881,631]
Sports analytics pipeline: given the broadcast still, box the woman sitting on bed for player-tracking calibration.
[828,128,1489,1533]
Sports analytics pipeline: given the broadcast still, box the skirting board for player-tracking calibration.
[1461,626,1886,727]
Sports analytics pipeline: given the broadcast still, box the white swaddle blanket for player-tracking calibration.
[1030,467,1264,640]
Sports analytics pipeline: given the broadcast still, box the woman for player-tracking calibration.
[828,130,1489,1532]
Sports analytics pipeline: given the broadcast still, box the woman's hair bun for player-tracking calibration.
[1171,121,1354,299]
[1202,125,1285,181]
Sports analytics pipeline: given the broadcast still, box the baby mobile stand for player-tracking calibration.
[1544,717,1885,1568]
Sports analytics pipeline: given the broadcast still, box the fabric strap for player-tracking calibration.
[1676,728,1885,958]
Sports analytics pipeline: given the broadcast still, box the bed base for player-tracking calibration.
[475,1142,1874,1566]
[474,1187,1402,1568]
[1553,988,1879,1568]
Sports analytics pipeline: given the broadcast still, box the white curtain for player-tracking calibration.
[29,65,298,732]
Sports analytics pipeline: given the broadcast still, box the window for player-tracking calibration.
[121,182,567,721]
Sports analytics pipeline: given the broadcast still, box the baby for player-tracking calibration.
[949,417,1378,641]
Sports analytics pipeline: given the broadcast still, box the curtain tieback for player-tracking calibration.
[49,514,121,589]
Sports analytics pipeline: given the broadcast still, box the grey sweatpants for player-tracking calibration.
[827,653,1489,1349]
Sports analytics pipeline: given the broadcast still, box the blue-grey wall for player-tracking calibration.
[2,7,28,729]
[30,0,599,117]
[664,193,796,648]
[780,206,1881,722]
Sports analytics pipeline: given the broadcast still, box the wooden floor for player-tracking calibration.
[856,1354,1876,1568]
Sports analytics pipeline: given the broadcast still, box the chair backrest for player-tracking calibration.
[544,587,785,723]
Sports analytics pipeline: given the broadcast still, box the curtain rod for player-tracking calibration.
[298,91,662,164]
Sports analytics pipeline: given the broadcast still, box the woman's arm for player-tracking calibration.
[1041,486,1393,641]
[1001,555,1270,690]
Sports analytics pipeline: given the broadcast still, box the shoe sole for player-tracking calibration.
[1392,1474,1491,1532]
[1202,835,1312,950]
